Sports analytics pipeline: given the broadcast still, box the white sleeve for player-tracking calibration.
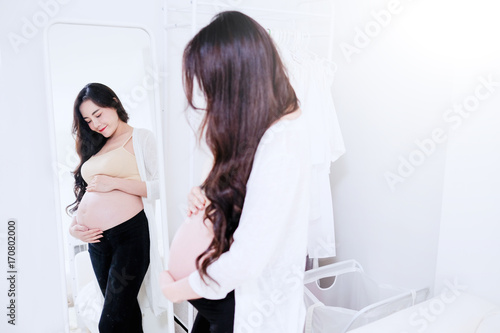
[188,145,302,299]
[142,130,160,201]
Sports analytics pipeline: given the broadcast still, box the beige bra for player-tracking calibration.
[81,135,140,184]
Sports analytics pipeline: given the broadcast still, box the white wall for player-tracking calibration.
[1,2,69,331]
[431,1,500,305]
[435,67,500,304]
[330,0,500,298]
[329,0,453,291]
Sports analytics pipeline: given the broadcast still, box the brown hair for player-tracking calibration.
[183,11,299,283]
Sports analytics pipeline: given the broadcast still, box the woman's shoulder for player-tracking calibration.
[260,113,307,147]
[255,114,309,165]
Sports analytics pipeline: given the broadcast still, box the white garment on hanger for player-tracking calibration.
[274,33,345,258]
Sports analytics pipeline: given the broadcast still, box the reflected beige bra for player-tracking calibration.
[81,135,140,184]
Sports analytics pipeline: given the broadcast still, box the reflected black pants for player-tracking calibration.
[88,210,150,333]
[189,290,235,333]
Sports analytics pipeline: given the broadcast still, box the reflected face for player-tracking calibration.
[80,100,120,138]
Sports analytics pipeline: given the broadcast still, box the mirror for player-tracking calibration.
[45,22,171,332]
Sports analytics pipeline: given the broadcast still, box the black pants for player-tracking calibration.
[188,290,235,333]
[88,210,150,333]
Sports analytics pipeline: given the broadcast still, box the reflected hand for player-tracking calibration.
[69,217,103,243]
[187,186,209,217]
[86,175,116,193]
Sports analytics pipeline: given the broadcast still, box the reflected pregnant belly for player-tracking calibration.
[168,211,214,281]
[77,190,144,231]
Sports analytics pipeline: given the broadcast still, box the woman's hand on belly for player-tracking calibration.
[69,216,103,243]
[86,175,116,193]
[187,186,210,217]
[87,175,148,198]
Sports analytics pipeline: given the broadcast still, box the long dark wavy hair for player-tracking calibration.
[66,83,129,214]
[183,11,299,283]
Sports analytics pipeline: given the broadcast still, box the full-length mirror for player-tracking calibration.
[45,22,171,332]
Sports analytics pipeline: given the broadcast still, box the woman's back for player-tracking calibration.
[189,115,311,332]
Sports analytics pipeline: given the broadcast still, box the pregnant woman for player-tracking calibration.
[161,11,312,333]
[67,83,167,332]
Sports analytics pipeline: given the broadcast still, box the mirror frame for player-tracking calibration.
[43,19,172,333]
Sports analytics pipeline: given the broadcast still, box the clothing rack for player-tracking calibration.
[167,1,335,61]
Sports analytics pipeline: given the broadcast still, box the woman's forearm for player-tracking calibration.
[160,273,201,303]
[114,178,148,197]
[86,175,148,197]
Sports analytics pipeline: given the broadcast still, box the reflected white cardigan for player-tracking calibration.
[132,127,169,316]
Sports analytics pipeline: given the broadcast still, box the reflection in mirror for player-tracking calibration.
[46,22,171,332]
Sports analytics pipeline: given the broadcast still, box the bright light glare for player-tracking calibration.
[400,0,500,68]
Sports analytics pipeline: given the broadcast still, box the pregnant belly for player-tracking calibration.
[168,211,214,281]
[77,190,144,231]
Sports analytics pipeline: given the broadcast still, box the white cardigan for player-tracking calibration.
[188,117,312,332]
[132,127,170,316]
[75,128,168,330]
